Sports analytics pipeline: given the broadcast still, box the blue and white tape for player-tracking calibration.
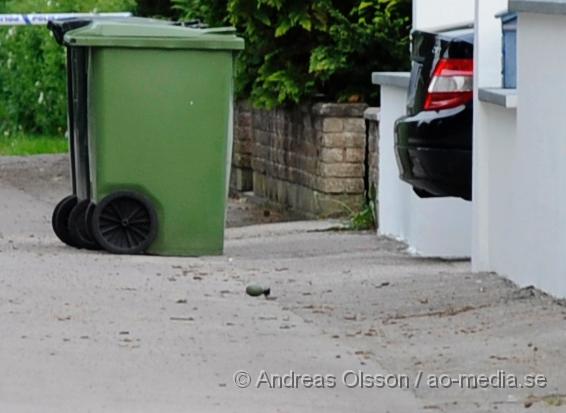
[0,13,132,26]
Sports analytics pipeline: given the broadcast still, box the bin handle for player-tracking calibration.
[174,20,208,29]
[174,20,238,35]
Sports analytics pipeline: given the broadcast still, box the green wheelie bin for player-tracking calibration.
[49,18,244,256]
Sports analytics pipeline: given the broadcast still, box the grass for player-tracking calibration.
[350,204,376,231]
[0,134,68,156]
[348,184,377,231]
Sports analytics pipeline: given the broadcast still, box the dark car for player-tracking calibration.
[395,25,474,201]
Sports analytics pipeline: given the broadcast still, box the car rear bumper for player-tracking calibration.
[394,106,473,200]
[395,146,472,200]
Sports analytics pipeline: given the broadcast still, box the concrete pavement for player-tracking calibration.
[1,155,566,412]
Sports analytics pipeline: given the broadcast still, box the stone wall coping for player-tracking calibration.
[311,103,369,118]
[510,0,566,15]
[364,107,381,122]
[371,72,410,89]
[478,88,518,109]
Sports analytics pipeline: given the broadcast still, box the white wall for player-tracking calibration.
[471,0,507,271]
[378,85,472,258]
[472,8,566,297]
[481,105,520,279]
[493,14,566,295]
[413,0,475,30]
[375,0,475,258]
[514,14,566,296]
[378,86,411,241]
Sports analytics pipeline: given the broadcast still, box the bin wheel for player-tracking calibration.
[91,191,157,255]
[68,200,101,250]
[85,201,97,237]
[52,195,80,248]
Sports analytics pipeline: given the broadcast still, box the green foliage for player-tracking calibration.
[350,204,376,231]
[0,25,67,135]
[171,0,228,26]
[137,0,176,18]
[173,0,411,108]
[0,0,410,135]
[4,0,136,13]
[349,184,377,231]
[0,0,135,136]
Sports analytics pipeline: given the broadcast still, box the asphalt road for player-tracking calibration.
[1,155,566,412]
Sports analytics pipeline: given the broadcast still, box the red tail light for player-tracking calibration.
[424,58,474,111]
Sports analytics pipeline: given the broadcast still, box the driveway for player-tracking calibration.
[1,155,565,412]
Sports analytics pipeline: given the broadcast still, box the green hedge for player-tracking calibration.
[0,0,410,136]
[0,0,136,136]
[173,0,411,108]
[0,25,66,136]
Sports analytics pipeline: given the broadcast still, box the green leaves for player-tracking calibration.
[221,0,411,107]
[0,0,136,136]
[176,0,402,107]
[171,0,228,26]
[0,25,67,136]
[4,0,136,13]
[0,0,412,135]
[274,8,313,37]
[309,46,348,81]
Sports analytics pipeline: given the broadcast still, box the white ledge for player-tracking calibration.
[478,88,518,109]
[510,0,566,15]
[364,107,380,122]
[372,72,410,89]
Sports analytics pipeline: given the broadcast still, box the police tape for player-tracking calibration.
[0,13,131,26]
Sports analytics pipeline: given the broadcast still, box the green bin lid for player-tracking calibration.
[63,19,244,50]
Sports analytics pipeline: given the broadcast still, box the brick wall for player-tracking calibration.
[231,102,374,218]
[230,101,254,192]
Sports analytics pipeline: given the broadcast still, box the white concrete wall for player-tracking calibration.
[482,13,566,296]
[378,86,411,241]
[413,0,475,30]
[471,0,507,271]
[481,105,520,279]
[472,7,566,297]
[378,85,472,258]
[375,0,475,258]
[515,14,566,296]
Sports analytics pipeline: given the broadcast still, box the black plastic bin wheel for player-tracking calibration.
[52,195,80,248]
[68,200,101,250]
[91,191,158,255]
